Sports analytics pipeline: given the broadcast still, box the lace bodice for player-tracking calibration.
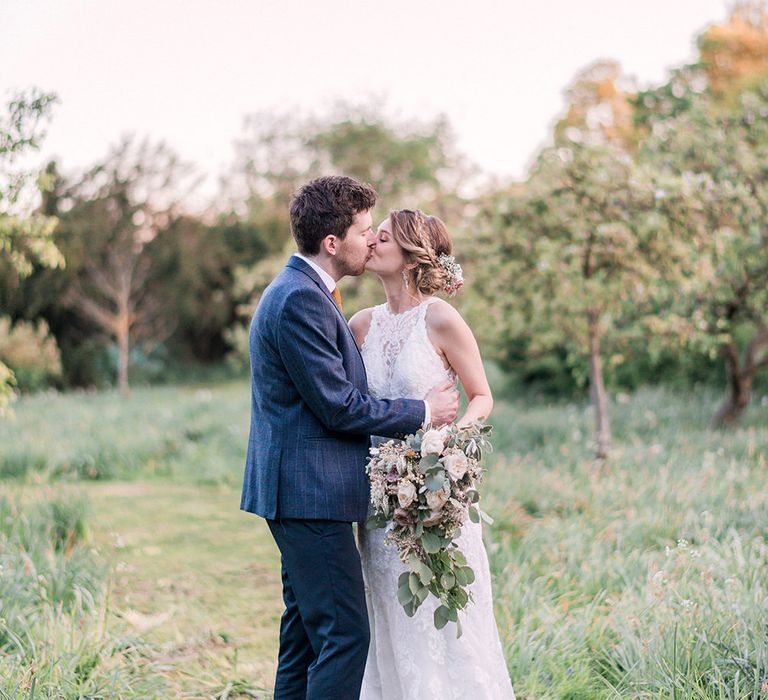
[357,296,516,700]
[361,298,455,402]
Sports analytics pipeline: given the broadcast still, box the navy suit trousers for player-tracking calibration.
[267,519,370,700]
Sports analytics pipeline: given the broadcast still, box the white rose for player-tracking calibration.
[397,481,417,509]
[425,487,448,511]
[444,452,468,481]
[420,429,444,456]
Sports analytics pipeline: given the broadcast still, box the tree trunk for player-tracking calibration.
[116,312,130,395]
[710,326,768,428]
[587,310,611,459]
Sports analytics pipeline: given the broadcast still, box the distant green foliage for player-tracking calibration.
[0,89,62,277]
[225,104,472,339]
[0,316,62,391]
[4,13,768,408]
[0,88,62,414]
[639,77,768,425]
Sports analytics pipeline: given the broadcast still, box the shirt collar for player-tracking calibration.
[294,253,337,293]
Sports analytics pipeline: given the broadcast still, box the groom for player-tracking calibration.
[241,175,459,699]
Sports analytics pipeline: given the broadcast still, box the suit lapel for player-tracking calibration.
[285,256,366,369]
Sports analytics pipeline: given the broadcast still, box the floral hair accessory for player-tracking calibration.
[437,253,464,296]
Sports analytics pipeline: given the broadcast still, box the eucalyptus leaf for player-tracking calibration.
[421,530,441,553]
[425,470,446,491]
[455,566,473,586]
[433,605,450,630]
[397,584,414,607]
[416,560,433,585]
[419,453,439,472]
[455,586,469,607]
[460,566,475,585]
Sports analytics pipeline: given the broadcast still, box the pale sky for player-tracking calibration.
[2,0,728,206]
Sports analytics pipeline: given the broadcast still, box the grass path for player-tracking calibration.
[36,481,282,697]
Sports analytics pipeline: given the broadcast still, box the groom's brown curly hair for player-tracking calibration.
[289,176,378,255]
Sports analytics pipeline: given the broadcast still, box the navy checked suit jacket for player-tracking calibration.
[240,255,426,522]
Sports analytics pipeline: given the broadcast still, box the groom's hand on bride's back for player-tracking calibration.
[425,379,460,427]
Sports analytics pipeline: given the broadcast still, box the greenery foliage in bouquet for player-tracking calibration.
[365,421,493,636]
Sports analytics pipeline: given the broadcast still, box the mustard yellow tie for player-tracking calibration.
[332,286,344,313]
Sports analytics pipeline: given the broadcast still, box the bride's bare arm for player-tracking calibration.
[426,300,493,425]
[348,307,374,348]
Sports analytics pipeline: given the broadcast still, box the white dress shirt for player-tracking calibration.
[293,252,430,426]
[295,253,336,294]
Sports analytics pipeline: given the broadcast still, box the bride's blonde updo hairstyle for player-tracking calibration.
[389,209,455,296]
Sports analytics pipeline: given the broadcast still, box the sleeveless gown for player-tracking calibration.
[358,298,516,700]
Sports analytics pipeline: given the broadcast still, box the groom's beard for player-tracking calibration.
[334,248,371,278]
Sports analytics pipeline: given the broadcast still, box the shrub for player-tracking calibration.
[0,316,62,392]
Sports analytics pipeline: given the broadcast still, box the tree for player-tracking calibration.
[699,1,768,98]
[223,105,473,362]
[553,59,637,151]
[475,143,693,458]
[634,4,768,426]
[0,88,62,413]
[640,82,768,426]
[147,214,243,363]
[60,136,196,393]
[226,103,470,219]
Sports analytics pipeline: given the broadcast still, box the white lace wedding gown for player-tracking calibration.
[358,298,515,700]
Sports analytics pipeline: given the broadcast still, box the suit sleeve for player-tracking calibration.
[276,287,425,437]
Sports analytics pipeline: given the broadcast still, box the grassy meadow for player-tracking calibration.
[1,378,768,698]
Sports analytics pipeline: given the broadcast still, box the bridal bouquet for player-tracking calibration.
[365,421,493,636]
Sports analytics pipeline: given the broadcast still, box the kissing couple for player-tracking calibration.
[241,175,515,699]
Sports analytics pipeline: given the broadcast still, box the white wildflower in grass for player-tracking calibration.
[365,421,493,636]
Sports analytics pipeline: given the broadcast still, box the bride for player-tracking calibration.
[349,209,515,699]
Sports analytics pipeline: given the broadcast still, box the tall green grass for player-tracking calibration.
[483,387,768,699]
[0,494,167,698]
[0,383,249,483]
[2,380,768,697]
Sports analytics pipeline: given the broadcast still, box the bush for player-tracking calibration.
[0,316,62,391]
[223,321,250,372]
[59,337,113,389]
[0,359,15,416]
